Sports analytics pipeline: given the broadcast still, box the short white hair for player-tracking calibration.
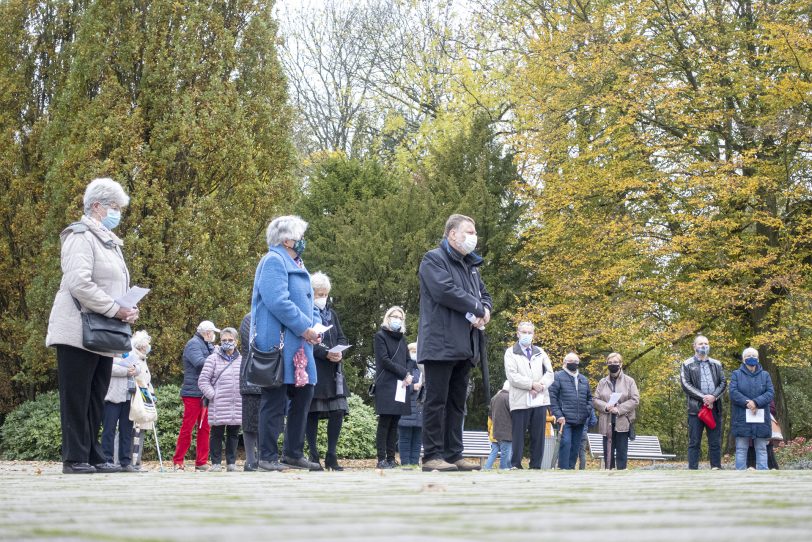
[311,272,332,292]
[693,335,709,347]
[742,347,759,360]
[266,215,308,247]
[131,330,151,350]
[517,321,535,332]
[382,305,406,334]
[83,177,130,215]
[563,352,580,364]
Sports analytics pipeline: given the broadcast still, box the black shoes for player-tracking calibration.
[325,454,344,471]
[376,460,395,469]
[63,462,96,474]
[308,457,325,471]
[281,456,320,470]
[258,460,288,472]
[244,463,258,472]
[94,462,122,473]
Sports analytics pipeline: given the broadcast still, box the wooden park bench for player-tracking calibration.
[587,432,676,464]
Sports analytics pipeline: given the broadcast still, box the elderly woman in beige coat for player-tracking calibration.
[504,321,554,469]
[593,352,640,470]
[46,177,139,474]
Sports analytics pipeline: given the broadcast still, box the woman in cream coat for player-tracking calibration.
[46,178,139,474]
[504,321,554,469]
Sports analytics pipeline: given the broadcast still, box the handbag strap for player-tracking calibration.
[250,253,285,349]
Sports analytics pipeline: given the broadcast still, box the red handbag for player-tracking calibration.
[698,404,716,429]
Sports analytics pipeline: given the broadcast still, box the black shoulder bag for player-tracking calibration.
[246,332,285,388]
[73,297,132,354]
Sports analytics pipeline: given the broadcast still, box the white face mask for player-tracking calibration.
[314,298,327,310]
[410,353,417,361]
[460,233,478,254]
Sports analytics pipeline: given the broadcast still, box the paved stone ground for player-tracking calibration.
[1,461,811,541]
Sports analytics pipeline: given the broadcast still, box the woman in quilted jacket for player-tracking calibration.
[729,347,775,471]
[199,327,243,472]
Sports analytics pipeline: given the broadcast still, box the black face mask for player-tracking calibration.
[566,362,579,372]
[608,365,621,374]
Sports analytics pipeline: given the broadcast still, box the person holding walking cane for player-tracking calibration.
[593,352,639,470]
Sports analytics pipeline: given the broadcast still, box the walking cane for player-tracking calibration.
[152,422,164,472]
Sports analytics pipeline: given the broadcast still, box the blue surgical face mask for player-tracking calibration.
[744,357,759,366]
[143,344,151,355]
[518,334,532,347]
[293,238,306,256]
[389,318,402,332]
[695,345,710,357]
[101,208,121,230]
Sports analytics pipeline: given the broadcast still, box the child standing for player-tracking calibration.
[485,381,513,470]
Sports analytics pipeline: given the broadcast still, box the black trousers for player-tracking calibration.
[603,430,630,470]
[306,410,344,461]
[56,345,113,464]
[510,406,547,469]
[688,411,721,469]
[259,384,314,461]
[421,359,471,463]
[210,424,240,465]
[376,414,400,462]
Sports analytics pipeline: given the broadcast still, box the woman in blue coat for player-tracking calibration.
[729,347,775,470]
[252,215,322,472]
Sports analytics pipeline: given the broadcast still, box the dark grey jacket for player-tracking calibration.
[181,332,214,397]
[239,313,262,396]
[398,365,425,428]
[680,356,726,415]
[549,370,593,426]
[417,240,492,364]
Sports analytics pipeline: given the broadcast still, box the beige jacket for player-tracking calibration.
[105,348,152,403]
[46,215,130,356]
[504,343,554,411]
[593,371,640,434]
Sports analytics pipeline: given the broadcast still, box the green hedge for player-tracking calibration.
[0,391,62,460]
[1,385,378,461]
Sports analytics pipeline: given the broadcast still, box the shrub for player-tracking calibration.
[0,391,61,460]
[308,394,377,459]
[140,384,188,462]
[775,437,812,469]
[1,385,378,461]
[0,385,189,462]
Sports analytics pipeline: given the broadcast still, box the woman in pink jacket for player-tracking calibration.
[198,327,243,472]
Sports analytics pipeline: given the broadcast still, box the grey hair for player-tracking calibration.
[742,347,759,360]
[266,215,308,247]
[83,177,130,215]
[693,335,708,347]
[443,214,475,238]
[382,305,406,334]
[563,352,580,364]
[517,321,535,332]
[311,271,332,292]
[407,342,418,350]
[131,330,151,350]
[220,327,238,339]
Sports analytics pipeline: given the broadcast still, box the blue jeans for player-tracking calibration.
[736,437,768,470]
[398,426,423,465]
[484,441,512,470]
[558,423,584,470]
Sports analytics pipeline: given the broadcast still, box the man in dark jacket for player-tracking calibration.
[172,320,217,471]
[680,335,727,470]
[417,214,492,472]
[549,353,593,470]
